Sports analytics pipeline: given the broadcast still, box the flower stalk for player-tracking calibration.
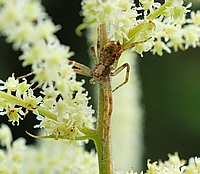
[94,86,113,174]
[147,0,173,20]
[92,24,114,174]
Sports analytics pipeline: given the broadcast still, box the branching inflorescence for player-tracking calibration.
[0,0,95,141]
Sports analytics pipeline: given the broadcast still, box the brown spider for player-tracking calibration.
[69,27,149,157]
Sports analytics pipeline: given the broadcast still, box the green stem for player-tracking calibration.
[92,24,113,174]
[0,91,57,121]
[94,86,105,170]
[93,86,113,174]
[147,0,172,20]
[123,22,146,48]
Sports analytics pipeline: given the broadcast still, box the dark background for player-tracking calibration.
[0,0,200,169]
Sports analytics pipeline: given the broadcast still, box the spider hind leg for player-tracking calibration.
[111,63,130,92]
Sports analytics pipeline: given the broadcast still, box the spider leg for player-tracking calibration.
[105,78,113,145]
[97,26,101,59]
[69,60,92,77]
[102,81,108,158]
[91,46,98,65]
[122,37,151,50]
[90,26,101,66]
[111,63,130,92]
[106,78,113,139]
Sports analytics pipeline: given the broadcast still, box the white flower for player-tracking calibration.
[4,75,19,93]
[0,103,25,125]
[139,0,161,11]
[165,0,192,22]
[183,25,200,49]
[0,124,12,146]
[187,11,200,26]
[152,38,171,56]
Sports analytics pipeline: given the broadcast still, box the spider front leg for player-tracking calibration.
[69,60,92,77]
[111,63,130,92]
[91,46,98,65]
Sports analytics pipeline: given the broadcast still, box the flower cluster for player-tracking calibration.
[1,123,200,174]
[0,0,95,140]
[151,10,200,56]
[0,124,98,173]
[116,153,200,174]
[78,0,200,56]
[78,0,152,43]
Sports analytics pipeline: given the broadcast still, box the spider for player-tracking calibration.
[69,27,149,157]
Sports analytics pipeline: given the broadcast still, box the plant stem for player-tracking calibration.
[92,24,114,174]
[0,91,57,121]
[147,0,172,20]
[94,86,113,174]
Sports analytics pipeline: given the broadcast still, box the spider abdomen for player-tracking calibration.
[100,41,122,67]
